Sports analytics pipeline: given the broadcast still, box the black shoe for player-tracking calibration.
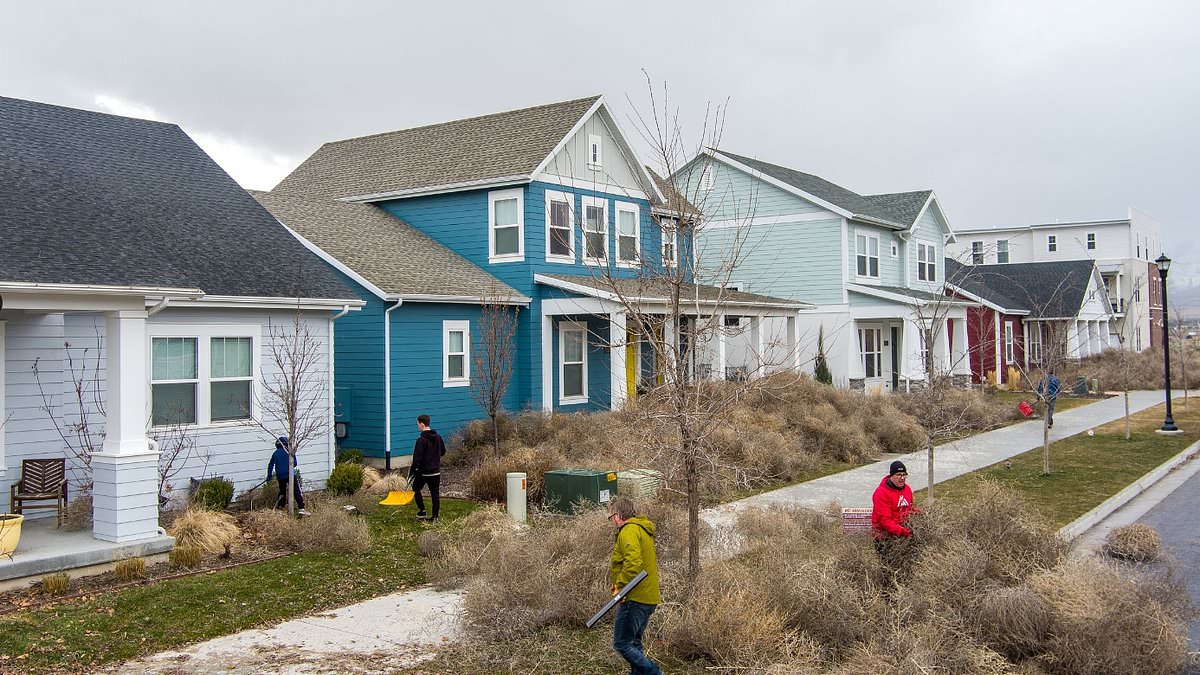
[416,513,430,520]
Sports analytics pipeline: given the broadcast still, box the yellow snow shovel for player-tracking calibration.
[379,475,415,506]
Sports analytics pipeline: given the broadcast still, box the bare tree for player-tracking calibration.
[31,327,106,494]
[150,418,205,508]
[470,283,522,459]
[246,306,329,515]
[1172,307,1190,413]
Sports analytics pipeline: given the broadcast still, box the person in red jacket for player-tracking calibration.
[872,460,914,543]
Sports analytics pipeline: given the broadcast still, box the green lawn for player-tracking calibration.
[0,498,477,674]
[917,401,1200,525]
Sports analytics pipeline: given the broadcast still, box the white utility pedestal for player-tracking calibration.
[507,472,527,522]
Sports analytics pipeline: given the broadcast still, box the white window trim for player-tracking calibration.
[544,189,575,263]
[614,201,640,269]
[559,321,588,404]
[488,188,524,263]
[148,323,262,430]
[855,231,881,281]
[917,240,937,282]
[661,217,679,268]
[1086,232,1096,250]
[996,239,1009,264]
[1047,235,1057,252]
[443,320,470,387]
[971,240,984,265]
[581,195,609,266]
[857,326,882,379]
[587,134,603,170]
[1004,321,1015,363]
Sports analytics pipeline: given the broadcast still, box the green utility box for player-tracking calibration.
[544,469,618,514]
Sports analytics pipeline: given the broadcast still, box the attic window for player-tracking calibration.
[588,134,602,170]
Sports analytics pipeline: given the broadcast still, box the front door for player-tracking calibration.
[858,325,884,391]
[890,326,900,391]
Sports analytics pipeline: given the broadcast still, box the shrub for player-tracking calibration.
[169,544,202,568]
[245,501,370,553]
[327,461,364,496]
[468,446,565,504]
[62,495,93,531]
[416,530,444,558]
[359,465,383,491]
[40,573,70,596]
[336,448,364,465]
[113,557,147,582]
[1104,523,1163,562]
[191,477,234,511]
[167,507,240,554]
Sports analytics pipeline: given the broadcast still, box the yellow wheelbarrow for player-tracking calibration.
[378,475,415,506]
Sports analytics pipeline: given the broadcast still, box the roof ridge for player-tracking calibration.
[318,95,602,147]
[0,95,179,129]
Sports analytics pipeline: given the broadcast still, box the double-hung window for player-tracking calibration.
[545,190,574,262]
[971,241,984,265]
[559,321,587,403]
[443,320,470,387]
[615,202,639,267]
[151,326,259,427]
[1027,323,1042,363]
[582,196,608,264]
[1004,322,1015,363]
[489,188,523,262]
[1086,232,1096,250]
[661,217,678,268]
[997,239,1010,264]
[917,242,937,282]
[856,233,880,278]
[1047,235,1057,252]
[858,327,882,378]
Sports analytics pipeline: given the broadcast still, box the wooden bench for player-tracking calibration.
[841,507,873,535]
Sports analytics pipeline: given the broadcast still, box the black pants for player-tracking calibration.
[412,473,440,518]
[275,477,305,510]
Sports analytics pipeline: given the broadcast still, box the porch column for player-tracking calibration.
[952,316,969,375]
[541,312,553,411]
[716,314,728,381]
[993,311,1002,384]
[749,316,764,378]
[936,319,951,377]
[1101,320,1111,349]
[610,311,628,409]
[787,315,799,371]
[92,309,160,543]
[1066,321,1081,358]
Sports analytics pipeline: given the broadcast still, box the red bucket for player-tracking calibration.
[1018,401,1034,417]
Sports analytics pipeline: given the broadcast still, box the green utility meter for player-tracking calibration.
[544,469,618,514]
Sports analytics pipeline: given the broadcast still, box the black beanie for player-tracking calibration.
[889,460,907,476]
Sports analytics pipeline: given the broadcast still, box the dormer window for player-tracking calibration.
[588,134,602,170]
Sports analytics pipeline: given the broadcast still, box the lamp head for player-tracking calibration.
[1156,254,1171,274]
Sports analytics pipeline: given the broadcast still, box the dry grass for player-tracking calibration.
[359,465,382,491]
[166,507,240,554]
[168,544,201,568]
[40,573,70,596]
[468,445,565,503]
[1062,345,1200,392]
[1103,523,1163,562]
[364,472,409,496]
[62,495,93,531]
[112,557,146,582]
[244,500,371,554]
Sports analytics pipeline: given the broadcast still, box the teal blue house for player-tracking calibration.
[259,97,801,463]
[676,149,973,391]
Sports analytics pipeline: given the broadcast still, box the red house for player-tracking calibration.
[946,259,1027,385]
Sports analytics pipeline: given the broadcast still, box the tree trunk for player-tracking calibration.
[1042,419,1050,475]
[1123,390,1131,440]
[684,445,701,586]
[926,435,935,504]
[287,452,296,515]
[491,413,500,460]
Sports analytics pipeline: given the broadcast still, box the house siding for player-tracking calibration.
[542,113,644,192]
[700,217,843,305]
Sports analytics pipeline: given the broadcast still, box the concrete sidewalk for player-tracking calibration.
[116,390,1183,673]
[703,390,1182,528]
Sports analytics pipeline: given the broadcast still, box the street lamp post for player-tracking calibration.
[1156,254,1179,433]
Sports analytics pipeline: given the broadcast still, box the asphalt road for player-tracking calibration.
[1136,468,1200,658]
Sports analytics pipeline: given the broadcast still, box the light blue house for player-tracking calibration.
[263,97,802,463]
[676,149,973,391]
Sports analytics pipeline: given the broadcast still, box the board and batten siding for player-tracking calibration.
[541,113,645,194]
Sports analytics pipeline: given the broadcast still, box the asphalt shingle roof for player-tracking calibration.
[848,284,963,305]
[945,258,1098,317]
[274,96,602,199]
[539,274,808,308]
[0,96,354,299]
[252,191,523,301]
[715,150,932,228]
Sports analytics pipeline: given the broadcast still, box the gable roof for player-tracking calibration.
[0,96,355,300]
[536,274,811,310]
[275,96,605,201]
[711,150,934,230]
[251,191,526,303]
[945,258,1100,318]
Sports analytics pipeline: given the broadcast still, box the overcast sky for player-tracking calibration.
[3,1,1198,284]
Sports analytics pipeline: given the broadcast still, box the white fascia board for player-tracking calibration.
[0,281,203,298]
[189,296,366,311]
[399,293,531,306]
[847,283,974,309]
[530,97,606,180]
[594,103,668,204]
[534,273,621,302]
[911,192,956,243]
[944,283,1029,315]
[534,273,807,311]
[279,222,390,300]
[340,176,531,203]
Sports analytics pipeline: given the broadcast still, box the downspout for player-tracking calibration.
[383,298,404,470]
[147,297,171,316]
[329,305,351,473]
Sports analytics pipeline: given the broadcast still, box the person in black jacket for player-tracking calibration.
[409,414,447,522]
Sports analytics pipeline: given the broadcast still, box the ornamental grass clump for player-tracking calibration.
[245,500,370,554]
[169,544,202,568]
[1103,523,1163,562]
[40,573,70,596]
[167,507,240,554]
[112,557,147,582]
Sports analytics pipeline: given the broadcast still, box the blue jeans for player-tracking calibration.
[613,600,661,675]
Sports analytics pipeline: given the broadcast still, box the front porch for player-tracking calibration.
[0,517,173,591]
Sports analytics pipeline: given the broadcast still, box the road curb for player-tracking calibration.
[1059,439,1200,541]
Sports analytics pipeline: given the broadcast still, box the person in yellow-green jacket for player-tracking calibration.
[608,496,662,675]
